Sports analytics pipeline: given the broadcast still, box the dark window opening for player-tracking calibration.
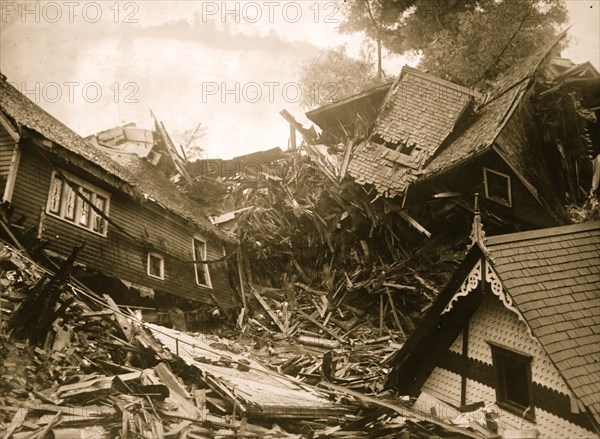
[484,168,512,207]
[489,343,535,422]
[147,253,164,280]
[370,134,399,151]
[399,142,416,155]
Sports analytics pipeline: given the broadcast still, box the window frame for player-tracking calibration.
[488,342,536,422]
[483,168,512,207]
[46,171,111,237]
[192,235,212,288]
[147,252,165,280]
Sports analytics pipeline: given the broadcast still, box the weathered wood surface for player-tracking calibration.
[145,322,344,418]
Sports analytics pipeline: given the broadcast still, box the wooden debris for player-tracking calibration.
[0,241,489,439]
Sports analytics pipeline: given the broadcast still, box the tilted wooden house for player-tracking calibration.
[338,31,599,231]
[387,219,600,438]
[0,73,239,311]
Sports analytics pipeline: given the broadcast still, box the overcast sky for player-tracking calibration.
[1,1,598,159]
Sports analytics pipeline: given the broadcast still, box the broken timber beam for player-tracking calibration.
[251,288,286,334]
[398,210,431,238]
[319,382,486,439]
[296,310,344,344]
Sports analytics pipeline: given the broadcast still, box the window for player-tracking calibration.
[483,168,512,207]
[489,343,535,421]
[46,172,110,236]
[193,236,212,288]
[147,252,164,280]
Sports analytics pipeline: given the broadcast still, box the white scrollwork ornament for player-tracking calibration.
[442,260,482,315]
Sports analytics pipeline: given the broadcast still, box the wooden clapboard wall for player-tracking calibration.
[8,140,236,309]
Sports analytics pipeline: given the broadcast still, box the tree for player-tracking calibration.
[298,47,382,109]
[340,0,567,86]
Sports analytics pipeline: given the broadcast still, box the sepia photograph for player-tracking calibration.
[0,1,599,437]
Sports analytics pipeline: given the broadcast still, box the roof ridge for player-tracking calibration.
[400,66,483,99]
[486,221,600,246]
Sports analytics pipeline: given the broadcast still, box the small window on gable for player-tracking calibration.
[484,168,512,207]
[489,343,535,422]
[193,236,212,288]
[147,252,164,280]
[46,171,110,236]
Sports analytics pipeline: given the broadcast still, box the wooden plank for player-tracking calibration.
[24,402,114,418]
[398,210,431,238]
[383,282,416,291]
[296,310,344,344]
[103,294,133,341]
[154,362,200,420]
[319,382,487,439]
[297,335,340,349]
[193,389,207,422]
[2,407,27,439]
[250,288,285,333]
[385,289,406,339]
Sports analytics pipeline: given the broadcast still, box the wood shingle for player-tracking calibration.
[487,221,600,426]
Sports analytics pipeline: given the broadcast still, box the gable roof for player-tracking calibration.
[346,32,568,200]
[305,82,392,137]
[485,222,600,425]
[346,68,480,198]
[422,81,527,178]
[372,67,481,154]
[0,73,236,244]
[388,221,600,429]
[422,31,568,181]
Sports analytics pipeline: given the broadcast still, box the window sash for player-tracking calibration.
[93,196,107,234]
[483,168,512,207]
[489,343,535,421]
[48,176,63,214]
[46,172,110,236]
[193,237,212,288]
[147,253,164,279]
[78,189,92,226]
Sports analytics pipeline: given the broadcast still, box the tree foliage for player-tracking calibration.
[298,47,382,109]
[340,0,568,86]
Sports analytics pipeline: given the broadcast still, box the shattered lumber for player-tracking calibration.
[319,382,489,439]
[1,240,492,439]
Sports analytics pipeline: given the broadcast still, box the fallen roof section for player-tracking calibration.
[145,322,345,419]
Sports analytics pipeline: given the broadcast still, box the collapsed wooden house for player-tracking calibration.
[0,73,240,315]
[386,217,600,438]
[298,31,599,233]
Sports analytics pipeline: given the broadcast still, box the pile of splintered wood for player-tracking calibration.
[217,154,466,333]
[241,284,405,394]
[1,242,492,438]
[0,242,334,438]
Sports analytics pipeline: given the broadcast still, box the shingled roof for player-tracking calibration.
[0,74,236,244]
[346,68,480,198]
[387,221,600,431]
[347,32,568,200]
[371,67,480,155]
[486,221,600,426]
[423,32,568,181]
